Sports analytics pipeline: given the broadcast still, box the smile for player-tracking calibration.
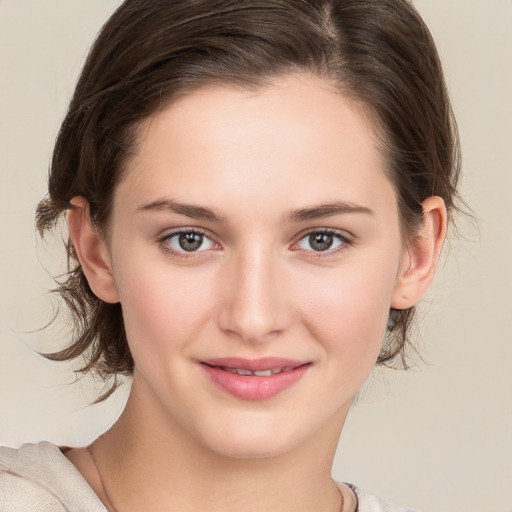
[200,358,311,401]
[218,366,295,376]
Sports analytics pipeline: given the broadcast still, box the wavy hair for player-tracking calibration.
[36,0,460,400]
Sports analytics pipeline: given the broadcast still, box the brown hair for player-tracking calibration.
[37,0,460,400]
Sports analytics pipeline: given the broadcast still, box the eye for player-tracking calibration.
[294,230,350,253]
[161,229,219,254]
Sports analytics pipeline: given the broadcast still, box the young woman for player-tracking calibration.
[0,1,460,510]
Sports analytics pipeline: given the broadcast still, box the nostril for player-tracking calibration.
[216,258,290,342]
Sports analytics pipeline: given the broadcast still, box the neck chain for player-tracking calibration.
[87,444,349,512]
[337,487,345,512]
[87,444,119,512]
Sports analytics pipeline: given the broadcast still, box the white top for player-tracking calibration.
[0,442,417,512]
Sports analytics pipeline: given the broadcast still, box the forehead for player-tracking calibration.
[117,75,396,220]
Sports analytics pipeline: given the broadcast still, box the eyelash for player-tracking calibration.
[157,228,353,260]
[291,229,353,257]
[158,228,219,260]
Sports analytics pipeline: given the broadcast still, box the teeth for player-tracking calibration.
[222,367,286,376]
[253,369,273,376]
[226,368,253,376]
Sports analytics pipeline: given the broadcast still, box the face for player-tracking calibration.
[104,76,407,458]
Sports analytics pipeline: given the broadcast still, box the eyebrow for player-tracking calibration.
[138,198,225,222]
[138,198,373,223]
[285,202,374,222]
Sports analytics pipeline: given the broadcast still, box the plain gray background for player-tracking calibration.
[0,1,511,511]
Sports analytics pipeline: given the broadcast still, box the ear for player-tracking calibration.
[67,197,119,304]
[391,196,447,310]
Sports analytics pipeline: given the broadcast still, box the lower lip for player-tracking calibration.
[201,364,310,401]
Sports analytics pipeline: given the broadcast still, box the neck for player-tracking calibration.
[90,373,349,512]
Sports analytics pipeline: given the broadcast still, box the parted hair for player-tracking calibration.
[36,0,460,400]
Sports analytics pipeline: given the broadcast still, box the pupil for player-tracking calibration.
[178,232,203,251]
[310,233,333,251]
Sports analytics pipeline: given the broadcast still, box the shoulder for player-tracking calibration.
[345,483,420,512]
[0,442,106,512]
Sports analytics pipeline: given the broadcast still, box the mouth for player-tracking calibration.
[199,358,311,400]
[203,365,299,377]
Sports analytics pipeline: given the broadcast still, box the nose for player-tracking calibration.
[217,247,290,344]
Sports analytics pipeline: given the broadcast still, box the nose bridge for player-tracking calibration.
[219,243,287,342]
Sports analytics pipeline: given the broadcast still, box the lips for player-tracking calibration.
[200,357,310,401]
[222,367,292,376]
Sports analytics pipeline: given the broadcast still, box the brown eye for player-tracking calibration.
[178,232,204,251]
[162,230,217,255]
[309,232,334,251]
[159,229,216,258]
[295,230,348,254]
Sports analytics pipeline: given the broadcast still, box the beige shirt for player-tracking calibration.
[0,442,417,512]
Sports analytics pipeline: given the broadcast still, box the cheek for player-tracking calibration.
[113,254,217,363]
[294,256,398,362]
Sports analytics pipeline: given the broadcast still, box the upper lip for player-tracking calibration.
[200,357,308,371]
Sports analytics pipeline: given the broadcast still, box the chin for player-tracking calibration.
[192,407,337,460]
[203,429,299,460]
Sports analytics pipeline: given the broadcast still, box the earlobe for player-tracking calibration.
[67,197,119,304]
[391,196,447,310]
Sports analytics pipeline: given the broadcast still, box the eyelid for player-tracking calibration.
[158,226,210,239]
[156,226,354,260]
[157,227,222,258]
[290,228,354,256]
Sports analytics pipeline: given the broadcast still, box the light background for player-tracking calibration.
[0,1,510,511]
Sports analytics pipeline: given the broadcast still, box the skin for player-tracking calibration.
[65,75,446,512]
